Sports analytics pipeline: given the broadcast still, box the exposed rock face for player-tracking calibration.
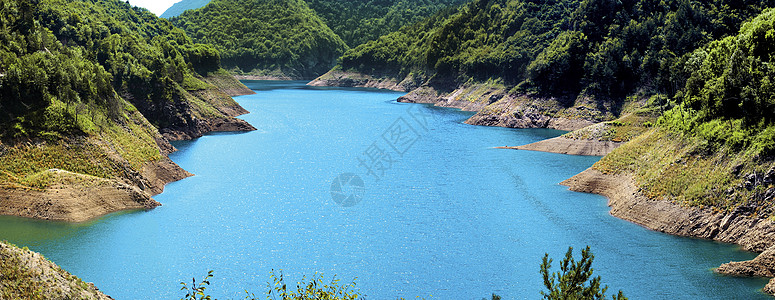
[141,158,194,195]
[462,93,597,131]
[398,85,496,111]
[202,73,257,97]
[141,80,257,141]
[159,116,256,141]
[717,247,775,277]
[234,74,296,81]
[0,241,112,299]
[562,168,775,294]
[562,169,775,252]
[309,72,606,131]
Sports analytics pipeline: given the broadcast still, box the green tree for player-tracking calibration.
[540,246,627,300]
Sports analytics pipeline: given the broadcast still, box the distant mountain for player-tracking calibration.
[160,0,210,18]
[163,0,467,47]
[171,0,348,78]
[305,0,468,47]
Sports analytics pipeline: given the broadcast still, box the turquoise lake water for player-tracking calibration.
[0,81,770,299]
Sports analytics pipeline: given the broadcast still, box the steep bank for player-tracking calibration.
[562,168,775,294]
[0,0,260,222]
[0,71,253,222]
[141,73,256,142]
[234,75,296,81]
[0,241,111,299]
[0,169,159,223]
[203,72,256,97]
[560,126,775,294]
[562,169,775,253]
[0,74,254,222]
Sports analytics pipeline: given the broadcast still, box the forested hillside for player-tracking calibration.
[343,0,772,100]
[0,0,253,221]
[594,7,775,213]
[663,8,775,155]
[170,0,348,78]
[162,0,467,48]
[304,0,468,47]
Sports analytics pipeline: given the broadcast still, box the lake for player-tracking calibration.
[0,81,769,299]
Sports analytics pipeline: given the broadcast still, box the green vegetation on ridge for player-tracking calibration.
[168,0,469,78]
[343,0,773,100]
[662,8,775,155]
[304,0,468,47]
[0,0,246,189]
[593,8,775,215]
[171,0,348,78]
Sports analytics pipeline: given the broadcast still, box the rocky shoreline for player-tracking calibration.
[309,70,605,131]
[234,74,297,81]
[308,70,419,91]
[562,168,775,294]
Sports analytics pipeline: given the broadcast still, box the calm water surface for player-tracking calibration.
[0,81,769,299]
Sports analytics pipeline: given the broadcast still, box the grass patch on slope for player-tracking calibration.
[595,128,775,216]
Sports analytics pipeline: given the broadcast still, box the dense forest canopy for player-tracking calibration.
[162,0,468,48]
[0,0,225,139]
[344,0,772,96]
[342,0,775,153]
[170,0,348,78]
[304,0,468,47]
[660,7,775,154]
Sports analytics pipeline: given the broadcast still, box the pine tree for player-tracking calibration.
[540,246,627,300]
